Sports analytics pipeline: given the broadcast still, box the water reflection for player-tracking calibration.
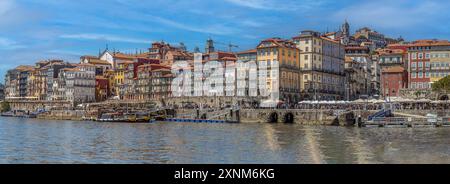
[0,117,450,164]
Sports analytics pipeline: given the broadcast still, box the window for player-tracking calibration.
[411,73,416,78]
[305,47,309,52]
[426,62,430,68]
[418,62,423,68]
[411,62,417,69]
[418,72,423,78]
[412,53,417,59]
[425,53,430,59]
[426,72,430,78]
[304,55,309,60]
[418,53,423,59]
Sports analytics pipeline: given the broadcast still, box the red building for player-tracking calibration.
[95,76,109,102]
[407,40,450,89]
[381,66,408,98]
[133,58,160,79]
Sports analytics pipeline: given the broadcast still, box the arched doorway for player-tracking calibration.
[268,112,278,123]
[201,114,207,120]
[283,112,294,123]
[440,95,449,101]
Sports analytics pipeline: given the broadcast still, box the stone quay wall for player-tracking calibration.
[239,109,351,125]
[37,110,86,121]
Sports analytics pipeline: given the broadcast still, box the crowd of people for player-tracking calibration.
[174,101,450,111]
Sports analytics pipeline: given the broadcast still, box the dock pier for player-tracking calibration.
[363,117,450,128]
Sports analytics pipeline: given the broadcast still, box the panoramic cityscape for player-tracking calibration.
[1,0,450,166]
[2,20,450,122]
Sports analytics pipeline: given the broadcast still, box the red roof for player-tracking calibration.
[237,49,257,55]
[409,40,450,47]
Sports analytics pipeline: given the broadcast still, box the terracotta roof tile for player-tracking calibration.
[88,59,111,65]
[237,49,257,54]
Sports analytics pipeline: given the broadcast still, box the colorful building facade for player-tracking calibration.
[257,38,302,103]
[293,30,345,100]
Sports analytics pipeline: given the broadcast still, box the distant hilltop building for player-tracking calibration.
[324,20,404,50]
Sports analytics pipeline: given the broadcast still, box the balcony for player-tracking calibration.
[301,68,345,76]
[280,64,299,70]
[280,88,300,93]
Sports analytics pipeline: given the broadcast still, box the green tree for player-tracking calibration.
[1,101,11,112]
[432,76,450,93]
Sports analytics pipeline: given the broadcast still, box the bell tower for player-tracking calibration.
[341,19,350,45]
[205,37,215,54]
[342,19,350,37]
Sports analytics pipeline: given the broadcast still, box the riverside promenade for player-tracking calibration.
[3,98,450,126]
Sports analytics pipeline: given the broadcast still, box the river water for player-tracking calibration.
[0,117,449,164]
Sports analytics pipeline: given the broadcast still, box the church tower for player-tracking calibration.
[341,19,350,37]
[341,20,350,45]
[205,38,215,54]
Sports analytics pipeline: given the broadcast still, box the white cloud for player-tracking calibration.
[145,15,238,35]
[0,37,25,50]
[0,0,14,16]
[46,49,84,57]
[224,0,325,11]
[224,0,271,9]
[332,0,450,30]
[60,33,152,44]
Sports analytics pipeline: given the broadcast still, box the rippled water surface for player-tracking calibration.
[1,117,449,164]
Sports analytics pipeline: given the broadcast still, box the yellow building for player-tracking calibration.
[114,61,133,98]
[293,30,346,100]
[257,38,302,103]
[104,69,115,96]
[430,50,450,83]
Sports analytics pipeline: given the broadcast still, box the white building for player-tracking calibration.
[59,64,96,105]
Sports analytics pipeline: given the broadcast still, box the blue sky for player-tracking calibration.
[2,0,450,81]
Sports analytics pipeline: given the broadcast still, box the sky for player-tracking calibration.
[1,0,450,81]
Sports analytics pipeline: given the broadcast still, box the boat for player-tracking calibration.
[1,111,37,118]
[97,113,126,122]
[426,114,438,123]
[97,112,152,123]
[1,111,14,117]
